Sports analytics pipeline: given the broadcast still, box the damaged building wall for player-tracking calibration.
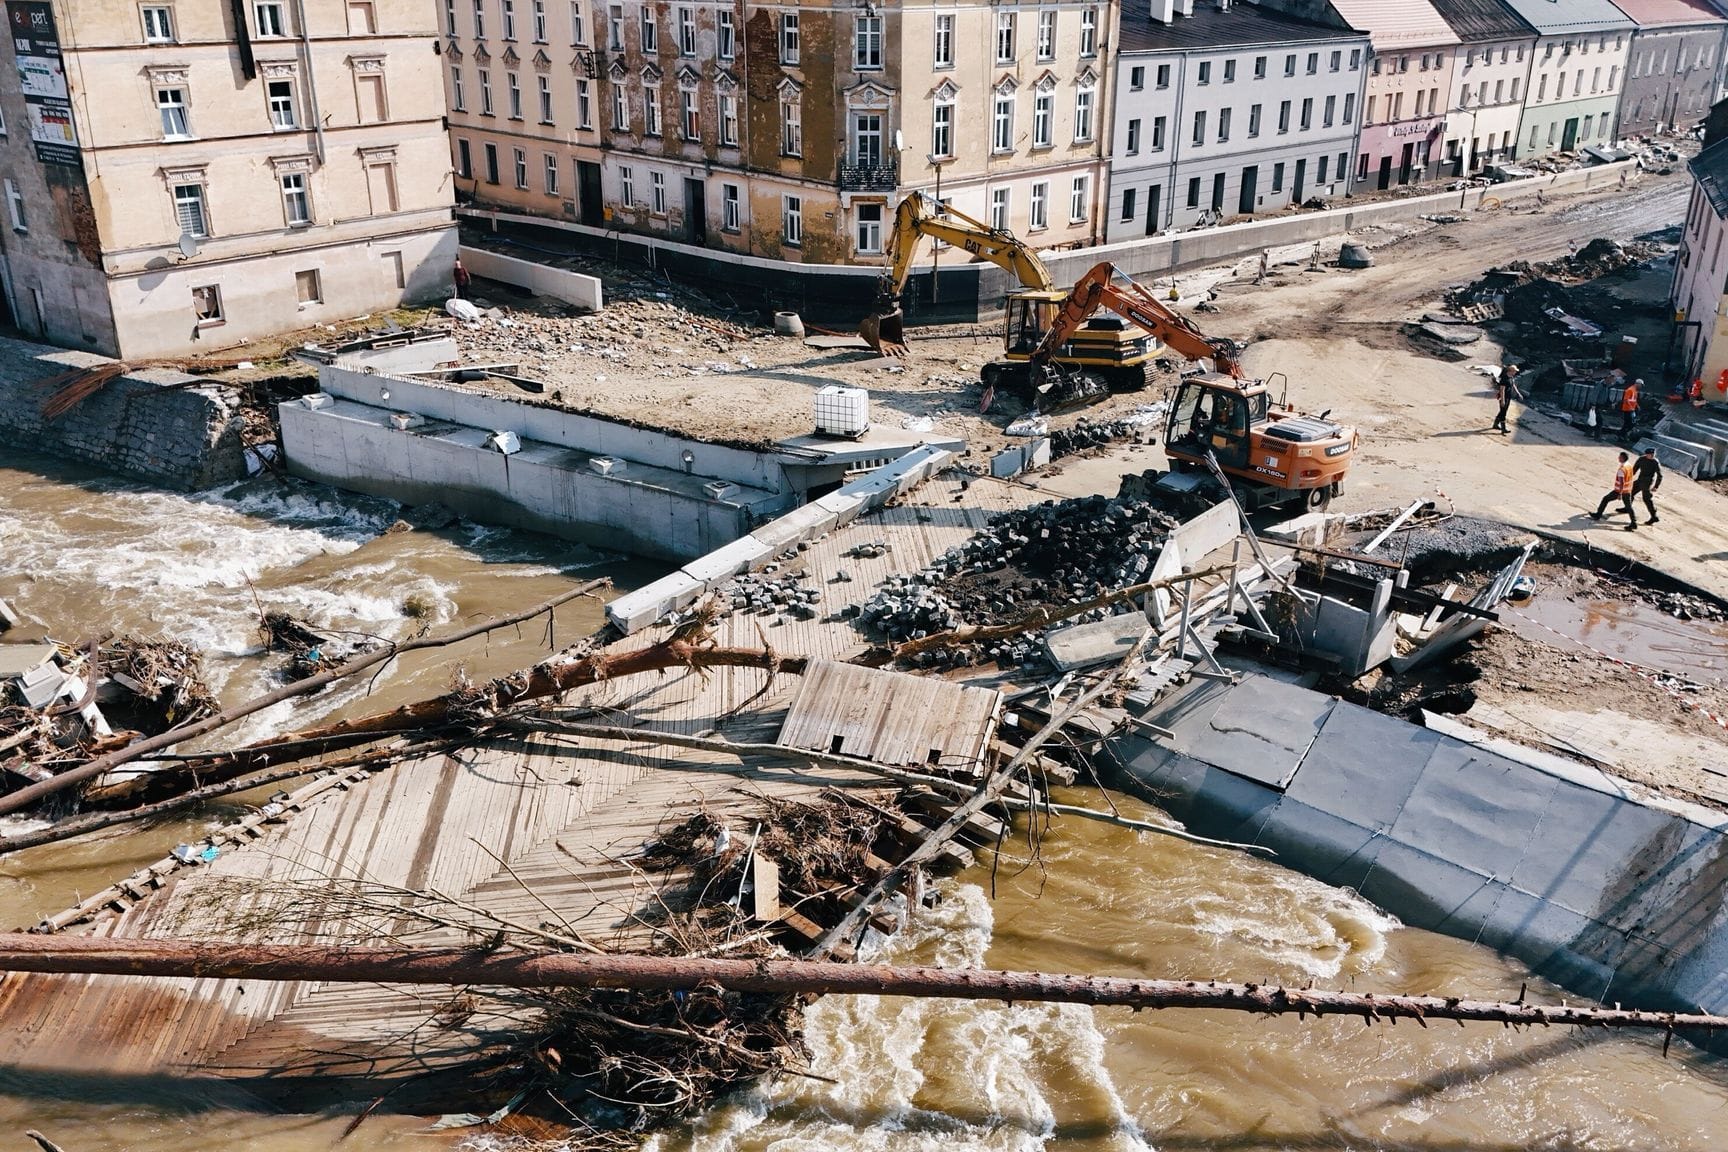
[0,335,247,489]
[1617,16,1728,138]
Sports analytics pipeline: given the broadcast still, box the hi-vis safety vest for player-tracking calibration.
[1613,463,1635,494]
[1621,384,1640,412]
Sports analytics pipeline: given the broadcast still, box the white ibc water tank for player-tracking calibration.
[814,386,869,438]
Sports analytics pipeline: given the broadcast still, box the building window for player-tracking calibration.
[143,5,175,42]
[640,5,655,49]
[989,186,1009,230]
[1186,176,1200,207]
[718,8,733,58]
[539,74,553,122]
[780,12,798,64]
[1069,174,1088,222]
[608,3,621,48]
[1156,63,1171,88]
[1037,10,1056,61]
[1079,6,1096,56]
[677,5,694,54]
[192,284,223,325]
[934,13,953,68]
[1343,92,1354,124]
[644,83,660,134]
[1278,99,1290,132]
[4,179,24,232]
[780,94,800,154]
[1130,66,1144,91]
[513,147,527,188]
[996,12,1014,63]
[1329,50,1341,72]
[1271,162,1284,192]
[1121,186,1136,222]
[280,171,310,225]
[533,0,546,40]
[1217,106,1230,142]
[856,14,882,69]
[1254,55,1266,79]
[1033,89,1052,147]
[295,269,321,305]
[783,194,801,246]
[720,92,737,145]
[1323,94,1335,127]
[480,69,494,114]
[856,202,883,253]
[1029,180,1048,229]
[1284,53,1295,77]
[1365,93,1375,124]
[1074,85,1094,141]
[1248,103,1261,136]
[173,183,208,237]
[502,0,516,38]
[473,0,485,37]
[1152,115,1165,150]
[650,170,665,213]
[1126,117,1139,154]
[681,87,698,138]
[1224,58,1236,82]
[1355,153,1367,181]
[1198,61,1211,85]
[1350,48,1361,69]
[611,83,626,129]
[721,182,739,230]
[570,0,584,41]
[508,71,522,118]
[446,0,456,34]
[620,164,634,203]
[355,69,388,121]
[484,141,499,182]
[255,0,286,36]
[932,95,953,157]
[1192,109,1205,145]
[450,66,466,112]
[573,77,591,126]
[157,87,190,138]
[1318,155,1329,183]
[456,137,472,177]
[993,92,1014,152]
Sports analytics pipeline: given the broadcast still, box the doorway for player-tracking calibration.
[1377,154,1392,190]
[684,178,706,244]
[1292,158,1307,203]
[1398,142,1415,184]
[1561,117,1579,152]
[853,113,883,167]
[577,161,603,226]
[1145,184,1161,236]
[1238,165,1258,216]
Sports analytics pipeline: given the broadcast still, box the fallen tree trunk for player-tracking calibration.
[0,934,1715,1038]
[0,579,614,817]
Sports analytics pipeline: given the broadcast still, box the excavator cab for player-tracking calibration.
[1166,375,1266,470]
[1003,290,1063,355]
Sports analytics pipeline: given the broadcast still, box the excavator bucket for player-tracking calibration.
[859,309,909,359]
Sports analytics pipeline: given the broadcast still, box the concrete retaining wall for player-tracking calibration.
[458,245,603,311]
[460,160,1635,326]
[1113,672,1728,1033]
[0,335,246,490]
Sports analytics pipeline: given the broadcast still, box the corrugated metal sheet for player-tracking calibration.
[1329,0,1462,48]
[1497,0,1638,34]
[1609,0,1728,27]
[779,661,1000,772]
[1429,0,1539,41]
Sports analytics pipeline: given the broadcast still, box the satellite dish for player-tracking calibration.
[176,231,199,260]
[893,128,905,151]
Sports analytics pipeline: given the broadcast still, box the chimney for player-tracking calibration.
[1150,0,1174,20]
[1174,0,1194,15]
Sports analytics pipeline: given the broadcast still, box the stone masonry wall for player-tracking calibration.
[0,335,247,490]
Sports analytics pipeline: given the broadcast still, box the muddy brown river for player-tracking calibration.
[3,452,1727,1151]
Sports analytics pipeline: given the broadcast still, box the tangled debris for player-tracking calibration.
[259,612,383,680]
[95,638,218,732]
[856,495,1177,667]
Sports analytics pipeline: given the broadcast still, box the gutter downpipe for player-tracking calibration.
[293,0,327,164]
[1165,51,1187,232]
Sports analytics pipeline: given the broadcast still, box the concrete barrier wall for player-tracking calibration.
[0,335,246,490]
[1113,672,1728,1032]
[458,245,604,311]
[320,365,790,493]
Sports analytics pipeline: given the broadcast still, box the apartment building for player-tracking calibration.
[1430,0,1538,176]
[1320,0,1462,190]
[1499,0,1633,158]
[0,0,455,359]
[1613,0,1728,137]
[1671,119,1728,383]
[1107,0,1368,240]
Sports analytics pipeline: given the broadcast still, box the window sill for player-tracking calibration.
[480,111,495,118]
[720,225,740,235]
[539,119,555,125]
[509,115,525,122]
[195,318,226,328]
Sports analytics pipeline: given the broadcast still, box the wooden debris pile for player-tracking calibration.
[97,637,218,732]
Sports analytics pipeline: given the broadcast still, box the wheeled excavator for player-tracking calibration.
[861,192,1162,395]
[1027,262,1360,512]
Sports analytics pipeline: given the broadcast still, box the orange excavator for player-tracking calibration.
[1031,262,1359,512]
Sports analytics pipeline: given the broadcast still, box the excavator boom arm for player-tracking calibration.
[1029,262,1242,376]
[879,191,1054,303]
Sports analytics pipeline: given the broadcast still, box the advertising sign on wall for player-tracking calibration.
[7,0,79,167]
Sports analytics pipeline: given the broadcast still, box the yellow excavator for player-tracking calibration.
[861,192,1163,396]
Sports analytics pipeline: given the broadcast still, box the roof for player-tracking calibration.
[1118,0,1364,53]
[1608,0,1728,27]
[1689,135,1728,218]
[1428,0,1538,41]
[1494,0,1637,34]
[1327,0,1462,47]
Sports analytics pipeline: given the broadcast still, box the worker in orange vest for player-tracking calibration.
[1692,376,1707,407]
[1619,377,1641,439]
[1590,451,1638,528]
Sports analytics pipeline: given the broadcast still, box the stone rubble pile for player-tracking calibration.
[1048,407,1164,461]
[854,494,1177,669]
[723,565,822,621]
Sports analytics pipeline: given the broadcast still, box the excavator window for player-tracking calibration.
[1004,296,1050,355]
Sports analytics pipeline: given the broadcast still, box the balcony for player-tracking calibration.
[838,158,898,192]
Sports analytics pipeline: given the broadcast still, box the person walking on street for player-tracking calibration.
[1631,447,1663,525]
[1588,371,1622,440]
[1620,376,1641,440]
[452,258,472,300]
[1493,364,1523,433]
[1590,452,1638,529]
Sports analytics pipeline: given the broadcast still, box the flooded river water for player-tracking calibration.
[4,453,1728,1151]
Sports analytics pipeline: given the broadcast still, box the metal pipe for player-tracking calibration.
[292,0,326,164]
